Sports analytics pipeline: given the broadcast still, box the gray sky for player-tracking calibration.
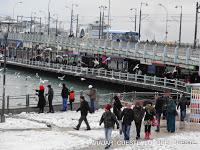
[0,0,199,43]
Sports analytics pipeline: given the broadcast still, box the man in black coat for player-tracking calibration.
[177,93,188,121]
[120,103,134,141]
[46,85,54,113]
[61,83,69,111]
[74,96,91,130]
[132,101,145,139]
[155,95,164,132]
[113,95,123,120]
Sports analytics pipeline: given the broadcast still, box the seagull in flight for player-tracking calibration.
[14,72,21,78]
[40,78,49,84]
[133,64,139,72]
[25,76,31,80]
[81,77,86,81]
[93,59,99,67]
[58,75,65,81]
[0,68,3,72]
[36,73,40,78]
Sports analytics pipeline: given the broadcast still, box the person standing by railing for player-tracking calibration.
[46,85,54,113]
[87,85,96,113]
[36,85,46,113]
[61,83,69,111]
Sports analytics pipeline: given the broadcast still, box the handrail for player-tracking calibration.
[1,58,187,93]
[0,32,199,67]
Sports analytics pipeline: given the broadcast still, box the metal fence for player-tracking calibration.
[0,32,199,66]
[3,58,187,93]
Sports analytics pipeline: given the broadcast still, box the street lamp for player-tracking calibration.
[1,28,8,123]
[12,1,23,20]
[69,4,78,37]
[47,0,52,35]
[30,12,37,33]
[130,8,137,31]
[175,5,183,46]
[107,0,111,28]
[99,5,107,39]
[158,3,169,42]
[138,2,148,40]
[53,14,59,36]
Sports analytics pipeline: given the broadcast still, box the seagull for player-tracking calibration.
[58,83,62,87]
[102,57,111,63]
[81,77,86,81]
[80,61,87,65]
[172,67,177,74]
[0,68,3,72]
[25,76,31,81]
[56,55,64,60]
[15,72,20,78]
[133,64,139,72]
[93,59,99,67]
[58,75,65,81]
[36,73,40,78]
[40,78,49,84]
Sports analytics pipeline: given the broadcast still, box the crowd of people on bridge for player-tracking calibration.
[35,84,189,149]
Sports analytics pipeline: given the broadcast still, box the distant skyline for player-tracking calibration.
[0,0,199,43]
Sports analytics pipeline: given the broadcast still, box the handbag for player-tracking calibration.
[151,116,158,126]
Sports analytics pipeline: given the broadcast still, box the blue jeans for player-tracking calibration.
[90,100,96,113]
[62,98,67,111]
[180,109,186,121]
[104,128,113,145]
[122,124,131,141]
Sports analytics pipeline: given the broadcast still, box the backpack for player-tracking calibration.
[69,91,75,102]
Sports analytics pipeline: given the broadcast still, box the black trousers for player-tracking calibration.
[76,115,90,129]
[70,101,73,110]
[145,125,151,133]
[48,99,54,112]
[135,121,142,137]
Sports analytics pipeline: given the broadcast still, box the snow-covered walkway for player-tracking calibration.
[0,109,200,150]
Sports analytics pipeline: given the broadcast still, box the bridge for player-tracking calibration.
[0,32,200,68]
[0,58,187,93]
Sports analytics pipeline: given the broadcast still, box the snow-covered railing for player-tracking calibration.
[3,58,187,94]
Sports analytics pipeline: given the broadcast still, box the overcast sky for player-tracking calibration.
[0,0,199,43]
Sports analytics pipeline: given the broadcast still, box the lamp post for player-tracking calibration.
[158,3,169,42]
[130,8,137,31]
[138,2,148,40]
[47,0,51,35]
[69,4,78,36]
[107,0,111,28]
[12,1,23,20]
[1,28,8,123]
[175,5,182,46]
[99,5,107,39]
[30,12,36,33]
[53,14,59,36]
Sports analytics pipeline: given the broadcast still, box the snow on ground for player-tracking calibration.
[114,132,200,150]
[0,118,47,130]
[0,130,92,150]
[15,109,105,129]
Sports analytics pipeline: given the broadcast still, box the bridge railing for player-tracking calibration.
[5,58,187,92]
[1,33,199,66]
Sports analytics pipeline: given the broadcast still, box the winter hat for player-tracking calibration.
[39,85,45,91]
[104,104,112,110]
[88,85,93,89]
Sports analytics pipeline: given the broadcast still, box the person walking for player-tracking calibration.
[113,95,123,120]
[132,101,145,140]
[61,83,69,111]
[144,102,155,140]
[177,93,188,121]
[120,103,134,141]
[155,95,164,132]
[46,85,54,113]
[99,104,119,149]
[87,85,96,113]
[36,85,46,113]
[69,87,75,111]
[74,96,91,130]
[167,98,177,133]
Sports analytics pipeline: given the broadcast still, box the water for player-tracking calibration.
[0,67,124,97]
